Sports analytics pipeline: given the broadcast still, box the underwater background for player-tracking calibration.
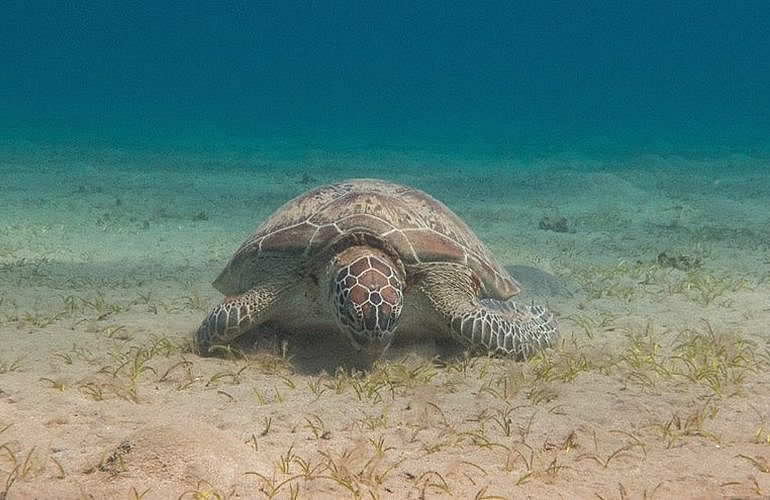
[2,2,770,498]
[3,0,770,156]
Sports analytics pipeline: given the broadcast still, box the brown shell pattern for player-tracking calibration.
[220,179,520,299]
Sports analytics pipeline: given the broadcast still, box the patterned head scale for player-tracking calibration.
[332,251,404,351]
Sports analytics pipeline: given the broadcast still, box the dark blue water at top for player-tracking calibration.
[2,1,769,156]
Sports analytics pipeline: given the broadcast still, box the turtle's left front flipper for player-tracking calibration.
[417,264,559,360]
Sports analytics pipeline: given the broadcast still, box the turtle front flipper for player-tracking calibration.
[194,287,280,356]
[475,298,558,359]
[417,264,559,360]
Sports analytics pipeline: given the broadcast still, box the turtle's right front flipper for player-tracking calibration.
[194,287,280,356]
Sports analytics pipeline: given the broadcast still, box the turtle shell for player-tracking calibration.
[213,179,520,299]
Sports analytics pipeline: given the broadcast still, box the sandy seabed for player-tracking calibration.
[1,144,769,499]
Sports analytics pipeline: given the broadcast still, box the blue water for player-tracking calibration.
[3,6,770,497]
[2,1,770,155]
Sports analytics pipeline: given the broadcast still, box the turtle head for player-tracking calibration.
[327,246,405,355]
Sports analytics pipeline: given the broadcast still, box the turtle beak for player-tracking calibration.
[346,330,392,358]
[364,341,388,358]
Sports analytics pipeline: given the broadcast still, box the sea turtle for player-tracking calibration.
[195,179,558,360]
